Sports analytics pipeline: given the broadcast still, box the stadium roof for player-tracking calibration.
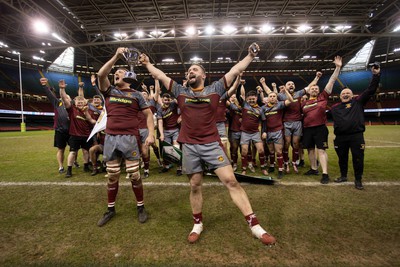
[0,0,399,78]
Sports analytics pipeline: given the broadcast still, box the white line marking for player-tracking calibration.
[366,146,400,148]
[365,139,400,145]
[0,181,399,187]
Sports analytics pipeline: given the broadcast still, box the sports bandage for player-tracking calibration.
[106,162,121,183]
[126,161,140,182]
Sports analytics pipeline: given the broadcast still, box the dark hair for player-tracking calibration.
[93,95,102,99]
[189,64,206,74]
[162,93,171,98]
[246,90,258,98]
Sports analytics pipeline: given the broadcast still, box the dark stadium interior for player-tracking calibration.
[0,0,399,130]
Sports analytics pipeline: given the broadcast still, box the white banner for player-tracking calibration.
[87,108,107,141]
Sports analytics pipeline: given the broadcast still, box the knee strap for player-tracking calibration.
[126,161,140,182]
[106,162,121,183]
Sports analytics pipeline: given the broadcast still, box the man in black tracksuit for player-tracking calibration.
[41,78,71,173]
[330,65,381,190]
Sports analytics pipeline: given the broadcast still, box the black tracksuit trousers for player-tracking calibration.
[333,132,365,181]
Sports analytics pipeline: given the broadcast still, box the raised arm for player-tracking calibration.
[40,78,58,107]
[58,79,71,109]
[271,83,278,94]
[238,79,246,103]
[324,56,342,95]
[259,77,272,95]
[140,54,172,90]
[154,79,162,103]
[149,85,155,99]
[358,65,381,105]
[226,76,241,97]
[283,87,294,106]
[78,82,84,97]
[91,75,102,96]
[257,86,265,100]
[97,47,126,92]
[305,71,322,94]
[224,43,259,86]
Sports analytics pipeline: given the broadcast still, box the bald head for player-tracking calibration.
[340,88,353,103]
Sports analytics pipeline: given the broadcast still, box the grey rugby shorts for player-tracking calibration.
[103,134,141,162]
[181,142,230,174]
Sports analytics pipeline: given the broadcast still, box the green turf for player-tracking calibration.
[0,125,399,266]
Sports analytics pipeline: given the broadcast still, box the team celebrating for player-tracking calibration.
[39,43,381,246]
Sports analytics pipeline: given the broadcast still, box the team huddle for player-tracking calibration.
[40,43,381,246]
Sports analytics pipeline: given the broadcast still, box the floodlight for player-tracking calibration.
[33,20,49,34]
[190,56,203,62]
[162,58,175,62]
[205,25,215,35]
[335,25,351,31]
[244,26,253,32]
[135,31,144,38]
[150,30,164,37]
[222,25,236,34]
[261,24,274,33]
[297,25,312,32]
[113,32,127,38]
[186,26,196,36]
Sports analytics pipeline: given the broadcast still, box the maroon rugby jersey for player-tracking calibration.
[103,86,149,135]
[156,101,180,130]
[215,92,229,123]
[278,90,306,122]
[240,101,262,133]
[301,90,330,128]
[67,105,92,137]
[261,101,285,132]
[228,102,242,132]
[168,78,228,144]
[138,111,147,129]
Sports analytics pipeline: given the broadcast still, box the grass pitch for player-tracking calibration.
[0,125,399,266]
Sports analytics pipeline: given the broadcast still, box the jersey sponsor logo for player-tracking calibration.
[132,151,137,157]
[246,110,260,117]
[217,155,225,162]
[163,111,173,119]
[76,115,87,121]
[265,111,278,116]
[345,103,352,109]
[110,96,133,104]
[185,98,211,104]
[303,102,318,110]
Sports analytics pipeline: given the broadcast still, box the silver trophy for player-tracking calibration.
[122,47,141,83]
